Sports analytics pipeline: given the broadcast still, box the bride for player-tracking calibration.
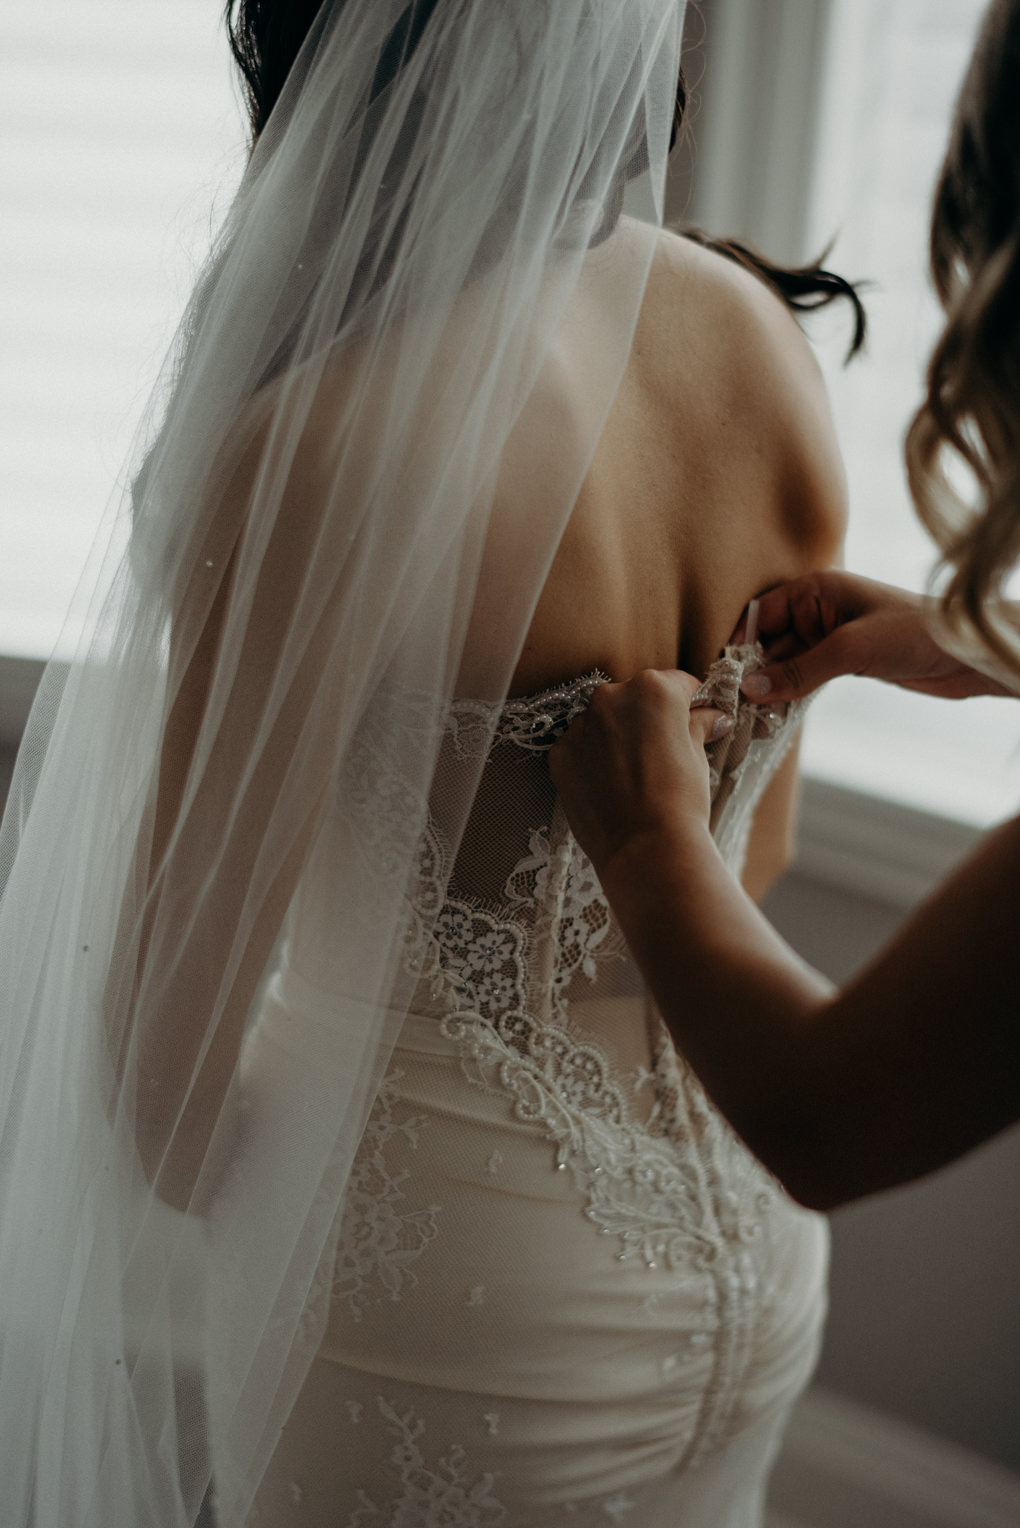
[0,2,861,1523]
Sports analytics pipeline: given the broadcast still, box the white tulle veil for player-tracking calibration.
[0,1,685,1522]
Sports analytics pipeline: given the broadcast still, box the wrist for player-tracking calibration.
[596,813,719,907]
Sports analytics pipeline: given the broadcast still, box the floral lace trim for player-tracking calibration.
[417,825,622,1026]
[426,900,529,1020]
[343,1396,677,1523]
[445,672,609,759]
[333,1072,441,1321]
[440,1007,720,1272]
[504,822,622,1012]
[347,1399,506,1526]
[434,998,791,1468]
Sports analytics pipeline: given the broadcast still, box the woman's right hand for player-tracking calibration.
[549,671,729,881]
[739,570,1017,702]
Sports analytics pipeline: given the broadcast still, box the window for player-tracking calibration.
[803,0,1020,825]
[687,0,1020,828]
[0,2,242,659]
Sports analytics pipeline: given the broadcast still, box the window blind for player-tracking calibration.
[800,0,1020,824]
[0,1,242,658]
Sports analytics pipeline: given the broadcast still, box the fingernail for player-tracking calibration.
[710,714,734,741]
[742,674,772,700]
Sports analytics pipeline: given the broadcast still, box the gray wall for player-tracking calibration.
[764,871,1020,1472]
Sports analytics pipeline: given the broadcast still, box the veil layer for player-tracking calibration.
[0,3,686,1522]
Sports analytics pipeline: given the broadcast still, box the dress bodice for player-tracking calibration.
[411,644,804,1061]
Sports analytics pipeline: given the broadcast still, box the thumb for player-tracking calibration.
[689,704,734,748]
[741,629,858,702]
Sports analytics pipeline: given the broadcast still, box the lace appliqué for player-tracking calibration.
[693,643,784,804]
[400,670,797,1279]
[427,902,528,1021]
[442,1006,720,1273]
[333,1072,441,1321]
[504,822,622,1009]
[445,672,608,759]
[693,641,807,864]
[348,1399,506,1527]
[414,678,745,1273]
[417,826,622,1027]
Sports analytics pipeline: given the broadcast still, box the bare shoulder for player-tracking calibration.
[638,226,848,566]
[641,226,828,410]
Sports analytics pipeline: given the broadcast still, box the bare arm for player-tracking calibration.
[550,670,1020,1209]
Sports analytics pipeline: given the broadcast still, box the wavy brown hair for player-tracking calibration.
[906,0,1020,677]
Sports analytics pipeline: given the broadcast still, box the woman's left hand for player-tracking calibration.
[548,669,730,877]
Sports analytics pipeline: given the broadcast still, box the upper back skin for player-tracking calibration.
[504,224,848,696]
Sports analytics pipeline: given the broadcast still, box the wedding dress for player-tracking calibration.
[0,5,832,1521]
[244,649,828,1526]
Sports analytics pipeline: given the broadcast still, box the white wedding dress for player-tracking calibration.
[242,650,827,1527]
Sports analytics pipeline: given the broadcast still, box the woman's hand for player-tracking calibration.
[548,670,730,878]
[738,570,1017,702]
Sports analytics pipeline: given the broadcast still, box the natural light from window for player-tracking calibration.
[0,2,243,660]
[800,0,1020,825]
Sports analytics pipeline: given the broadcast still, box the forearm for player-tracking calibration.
[136,791,323,1211]
[805,812,1020,1201]
[601,811,1020,1209]
[601,824,835,1185]
[552,664,1020,1206]
[129,515,342,1208]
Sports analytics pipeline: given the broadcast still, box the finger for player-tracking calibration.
[557,677,621,740]
[688,704,733,747]
[549,713,581,755]
[657,669,703,702]
[758,631,809,665]
[741,628,859,701]
[754,572,857,647]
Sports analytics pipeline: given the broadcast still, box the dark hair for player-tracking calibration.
[227,1,330,141]
[228,2,688,149]
[905,0,1020,678]
[678,229,867,361]
[226,1,438,142]
[226,1,865,353]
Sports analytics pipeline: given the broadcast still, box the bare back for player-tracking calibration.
[504,226,847,696]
